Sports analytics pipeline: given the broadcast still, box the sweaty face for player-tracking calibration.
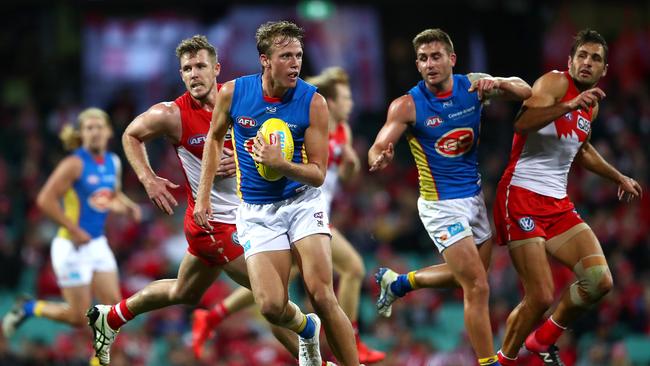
[80,117,112,154]
[328,84,354,122]
[263,37,303,89]
[179,49,220,100]
[415,41,456,89]
[568,43,607,87]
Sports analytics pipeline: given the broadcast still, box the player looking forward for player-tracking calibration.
[369,28,531,366]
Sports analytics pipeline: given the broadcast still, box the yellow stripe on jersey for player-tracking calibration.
[231,138,243,199]
[301,144,308,163]
[407,133,439,201]
[57,188,80,239]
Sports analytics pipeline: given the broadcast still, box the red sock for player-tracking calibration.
[207,302,229,326]
[535,317,566,346]
[352,321,361,344]
[497,350,517,366]
[107,300,135,330]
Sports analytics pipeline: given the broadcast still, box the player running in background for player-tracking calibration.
[369,28,531,366]
[2,108,140,338]
[193,21,359,366]
[192,67,384,364]
[85,35,315,366]
[494,29,642,366]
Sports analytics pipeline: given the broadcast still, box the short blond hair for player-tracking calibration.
[59,108,111,151]
[175,35,218,63]
[412,28,454,55]
[255,21,304,56]
[306,67,350,100]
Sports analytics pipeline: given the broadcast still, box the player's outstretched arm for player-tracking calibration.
[122,102,181,215]
[513,71,606,134]
[467,73,532,101]
[253,93,329,187]
[368,95,414,171]
[194,81,234,229]
[575,106,642,202]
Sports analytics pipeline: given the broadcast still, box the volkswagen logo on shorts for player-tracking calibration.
[231,232,240,245]
[518,217,535,232]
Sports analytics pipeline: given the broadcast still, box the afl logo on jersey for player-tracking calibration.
[425,116,444,128]
[518,217,535,232]
[435,128,474,157]
[188,134,206,146]
[237,116,257,128]
[88,187,114,212]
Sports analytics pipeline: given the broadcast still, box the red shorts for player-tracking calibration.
[184,215,243,266]
[493,184,584,245]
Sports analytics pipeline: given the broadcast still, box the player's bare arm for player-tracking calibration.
[194,81,234,229]
[514,71,606,134]
[467,73,532,101]
[122,102,181,215]
[338,122,360,182]
[36,156,90,245]
[254,92,329,187]
[575,106,642,202]
[368,94,415,171]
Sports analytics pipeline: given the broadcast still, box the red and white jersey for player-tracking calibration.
[173,90,239,223]
[321,122,349,211]
[502,71,593,199]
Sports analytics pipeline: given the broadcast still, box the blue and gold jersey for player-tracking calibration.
[407,74,483,201]
[230,74,316,204]
[57,148,118,239]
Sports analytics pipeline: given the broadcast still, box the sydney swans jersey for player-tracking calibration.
[321,123,348,209]
[230,74,316,204]
[174,91,239,223]
[502,71,593,199]
[407,74,483,201]
[58,148,118,239]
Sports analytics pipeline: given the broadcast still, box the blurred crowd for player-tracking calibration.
[1,4,650,366]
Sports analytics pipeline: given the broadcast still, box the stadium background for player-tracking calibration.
[1,1,649,365]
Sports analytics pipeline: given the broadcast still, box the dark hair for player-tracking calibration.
[175,35,218,63]
[412,28,454,54]
[306,67,350,100]
[255,21,304,56]
[570,29,608,63]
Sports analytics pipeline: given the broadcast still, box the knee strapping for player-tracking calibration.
[569,256,610,306]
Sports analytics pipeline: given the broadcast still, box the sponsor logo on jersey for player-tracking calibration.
[265,106,277,114]
[577,116,591,134]
[314,211,324,219]
[518,217,535,232]
[244,137,255,154]
[237,116,257,128]
[435,128,475,157]
[447,105,476,120]
[564,112,572,120]
[87,174,100,185]
[425,116,444,128]
[88,187,114,212]
[442,100,453,108]
[188,134,206,146]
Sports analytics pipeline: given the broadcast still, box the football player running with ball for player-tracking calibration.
[194,21,360,366]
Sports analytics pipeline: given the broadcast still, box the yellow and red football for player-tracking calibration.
[256,118,294,181]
